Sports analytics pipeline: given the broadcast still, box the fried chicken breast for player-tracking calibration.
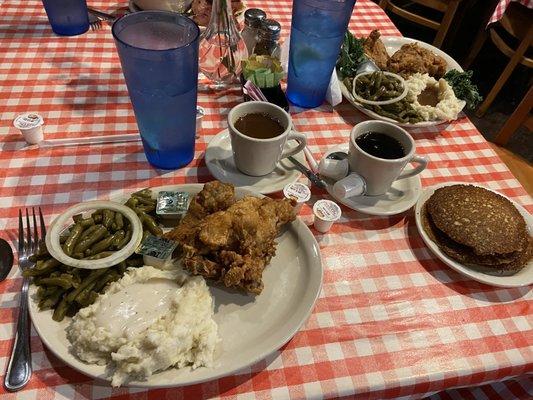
[387,43,447,79]
[165,182,296,294]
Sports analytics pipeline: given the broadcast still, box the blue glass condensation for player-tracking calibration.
[287,0,356,108]
[41,0,89,36]
[113,12,200,169]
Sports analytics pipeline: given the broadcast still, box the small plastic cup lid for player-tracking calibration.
[313,199,341,222]
[14,113,44,130]
[283,182,311,203]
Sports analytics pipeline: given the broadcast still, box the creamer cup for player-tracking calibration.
[313,199,341,233]
[14,113,44,144]
[196,106,205,132]
[283,182,311,212]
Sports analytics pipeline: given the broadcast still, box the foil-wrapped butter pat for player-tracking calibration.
[136,234,178,269]
[156,191,189,218]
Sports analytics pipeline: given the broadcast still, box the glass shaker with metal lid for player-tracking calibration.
[241,8,267,55]
[253,19,282,59]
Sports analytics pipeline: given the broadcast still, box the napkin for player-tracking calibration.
[280,37,343,107]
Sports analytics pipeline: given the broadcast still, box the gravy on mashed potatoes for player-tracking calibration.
[405,73,465,121]
[66,266,218,387]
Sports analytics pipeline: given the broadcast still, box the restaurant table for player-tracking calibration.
[0,1,532,399]
[488,0,533,24]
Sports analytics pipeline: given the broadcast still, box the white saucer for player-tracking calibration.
[324,145,422,216]
[205,129,305,195]
[415,182,533,287]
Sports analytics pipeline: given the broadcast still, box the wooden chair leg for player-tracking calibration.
[379,0,390,10]
[493,85,533,145]
[476,25,533,117]
[462,27,488,69]
[433,0,460,48]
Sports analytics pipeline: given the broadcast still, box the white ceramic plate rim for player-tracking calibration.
[338,36,464,128]
[205,129,304,194]
[29,184,323,388]
[323,144,422,216]
[415,182,533,287]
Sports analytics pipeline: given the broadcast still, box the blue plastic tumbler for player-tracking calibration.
[112,11,200,169]
[287,0,356,108]
[41,0,89,36]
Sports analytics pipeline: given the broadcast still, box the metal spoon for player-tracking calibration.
[326,151,348,161]
[0,238,14,282]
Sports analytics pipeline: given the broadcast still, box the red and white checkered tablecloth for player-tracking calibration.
[0,1,532,399]
[488,0,533,24]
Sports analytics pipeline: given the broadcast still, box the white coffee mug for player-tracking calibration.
[348,120,428,196]
[228,101,307,176]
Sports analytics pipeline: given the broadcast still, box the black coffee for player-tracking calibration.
[355,131,405,159]
[234,113,285,139]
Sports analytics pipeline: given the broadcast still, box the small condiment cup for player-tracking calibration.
[332,173,367,199]
[283,182,311,212]
[313,199,341,233]
[14,113,44,144]
[196,106,205,132]
[318,157,349,181]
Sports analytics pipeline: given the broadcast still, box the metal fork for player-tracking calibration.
[88,12,102,31]
[4,208,46,391]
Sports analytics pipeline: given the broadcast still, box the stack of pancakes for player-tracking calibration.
[422,184,532,275]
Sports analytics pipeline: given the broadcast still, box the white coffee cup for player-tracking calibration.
[228,101,307,176]
[347,120,428,196]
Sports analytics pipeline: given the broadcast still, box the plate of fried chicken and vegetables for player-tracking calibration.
[27,181,322,388]
[336,30,483,127]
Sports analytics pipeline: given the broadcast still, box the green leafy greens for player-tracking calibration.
[443,69,483,111]
[337,31,366,80]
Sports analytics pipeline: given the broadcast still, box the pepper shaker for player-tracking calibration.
[241,8,267,56]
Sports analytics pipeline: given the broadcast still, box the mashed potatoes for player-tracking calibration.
[405,73,465,121]
[66,266,218,387]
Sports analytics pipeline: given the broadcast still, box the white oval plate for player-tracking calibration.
[29,184,323,387]
[205,129,305,194]
[415,182,533,287]
[324,145,422,216]
[338,36,464,129]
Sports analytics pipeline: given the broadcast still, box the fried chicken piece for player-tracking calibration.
[363,30,390,70]
[174,193,296,295]
[387,43,447,79]
[165,181,235,244]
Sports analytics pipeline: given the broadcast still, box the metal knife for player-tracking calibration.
[287,156,327,189]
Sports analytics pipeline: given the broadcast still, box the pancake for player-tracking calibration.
[421,204,531,276]
[426,185,528,256]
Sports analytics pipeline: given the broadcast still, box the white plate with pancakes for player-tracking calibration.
[415,182,533,287]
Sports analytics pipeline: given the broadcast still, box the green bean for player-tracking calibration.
[125,197,139,209]
[111,230,125,249]
[52,297,69,321]
[93,214,103,223]
[73,214,83,223]
[66,268,109,303]
[63,223,84,256]
[37,276,75,289]
[93,272,120,292]
[139,211,163,236]
[116,261,127,274]
[102,210,115,229]
[79,224,100,240]
[83,251,114,260]
[23,258,60,277]
[115,228,132,250]
[39,288,66,310]
[131,195,156,206]
[75,280,97,306]
[73,252,84,259]
[114,212,124,230]
[91,209,103,216]
[133,188,153,199]
[137,204,156,213]
[78,217,95,228]
[73,225,108,254]
[87,230,123,256]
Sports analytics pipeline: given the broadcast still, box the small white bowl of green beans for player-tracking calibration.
[46,201,144,270]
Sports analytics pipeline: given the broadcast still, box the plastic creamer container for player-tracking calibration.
[283,182,311,212]
[14,113,44,144]
[313,199,341,233]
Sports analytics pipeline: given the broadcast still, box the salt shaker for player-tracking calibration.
[241,8,267,56]
[253,19,281,59]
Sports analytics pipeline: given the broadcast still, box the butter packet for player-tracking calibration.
[136,234,177,268]
[156,191,189,218]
